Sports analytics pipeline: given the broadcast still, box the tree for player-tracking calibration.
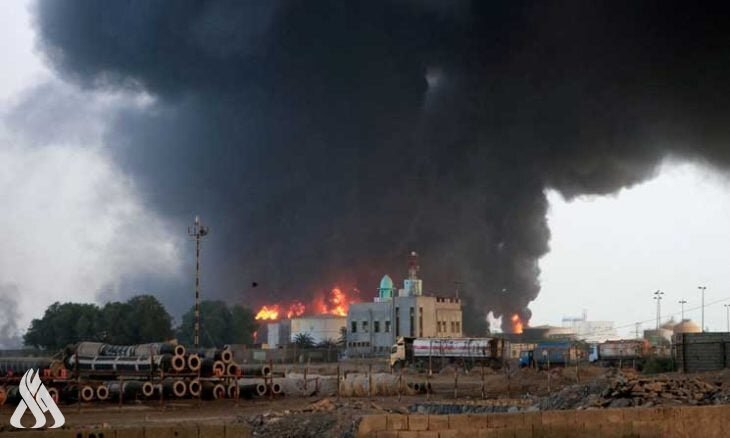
[24,302,102,350]
[230,305,258,345]
[24,295,174,350]
[177,301,258,348]
[125,295,173,342]
[293,332,315,348]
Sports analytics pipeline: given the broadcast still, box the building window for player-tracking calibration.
[362,321,369,332]
[374,320,380,333]
[351,321,357,333]
[385,320,391,333]
[451,321,456,333]
[419,307,423,337]
[456,321,461,333]
[409,307,415,337]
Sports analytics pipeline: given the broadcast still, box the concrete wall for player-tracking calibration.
[673,332,730,372]
[358,405,730,437]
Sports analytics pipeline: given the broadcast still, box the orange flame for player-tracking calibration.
[286,301,305,319]
[314,287,358,316]
[254,287,359,320]
[511,314,524,334]
[255,305,280,320]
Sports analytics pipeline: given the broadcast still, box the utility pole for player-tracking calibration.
[678,299,687,321]
[653,290,664,329]
[724,304,730,332]
[188,215,209,349]
[635,322,641,339]
[698,286,707,332]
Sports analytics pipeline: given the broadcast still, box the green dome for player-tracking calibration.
[379,275,394,290]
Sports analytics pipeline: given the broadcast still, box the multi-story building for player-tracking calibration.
[346,252,463,356]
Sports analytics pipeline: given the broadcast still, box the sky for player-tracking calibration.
[2,1,730,345]
[0,1,184,347]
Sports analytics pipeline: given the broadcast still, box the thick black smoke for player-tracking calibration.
[33,1,730,333]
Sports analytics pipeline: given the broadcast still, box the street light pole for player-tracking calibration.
[698,286,707,332]
[678,299,687,321]
[653,290,664,330]
[724,304,730,333]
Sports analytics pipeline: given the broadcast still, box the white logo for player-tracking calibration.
[9,369,65,429]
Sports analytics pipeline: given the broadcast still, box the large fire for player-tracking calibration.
[254,287,358,320]
[254,301,306,321]
[511,314,524,334]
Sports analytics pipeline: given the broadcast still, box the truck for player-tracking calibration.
[389,336,507,370]
[588,339,650,365]
[518,341,580,368]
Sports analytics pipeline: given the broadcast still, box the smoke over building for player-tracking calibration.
[31,1,730,332]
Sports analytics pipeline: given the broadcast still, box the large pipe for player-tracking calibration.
[141,381,155,398]
[201,359,225,376]
[104,381,143,400]
[170,355,186,373]
[66,354,177,373]
[226,363,240,377]
[238,382,268,398]
[47,387,60,404]
[188,379,202,398]
[226,383,239,399]
[72,342,180,357]
[79,385,95,402]
[162,379,187,398]
[201,381,226,400]
[0,357,57,375]
[193,348,232,363]
[187,354,202,372]
[269,382,283,395]
[239,364,272,377]
[96,385,110,401]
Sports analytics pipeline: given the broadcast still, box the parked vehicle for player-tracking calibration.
[518,341,579,368]
[588,339,650,365]
[389,336,507,369]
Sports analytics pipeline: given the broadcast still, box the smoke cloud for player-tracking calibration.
[31,1,730,332]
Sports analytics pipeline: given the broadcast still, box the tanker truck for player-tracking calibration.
[389,336,507,370]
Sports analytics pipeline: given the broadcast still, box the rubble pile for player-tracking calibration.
[539,371,730,410]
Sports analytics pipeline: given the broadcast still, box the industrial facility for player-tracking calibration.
[346,252,463,356]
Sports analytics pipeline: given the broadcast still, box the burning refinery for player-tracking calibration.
[255,287,360,348]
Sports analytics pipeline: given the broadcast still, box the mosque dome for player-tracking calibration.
[379,275,394,290]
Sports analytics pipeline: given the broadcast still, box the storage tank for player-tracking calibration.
[673,319,701,334]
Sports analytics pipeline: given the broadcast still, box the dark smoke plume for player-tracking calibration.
[32,1,730,332]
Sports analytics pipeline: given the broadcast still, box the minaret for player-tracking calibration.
[402,251,423,296]
[408,251,419,280]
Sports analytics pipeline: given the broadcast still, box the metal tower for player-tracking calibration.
[188,215,209,348]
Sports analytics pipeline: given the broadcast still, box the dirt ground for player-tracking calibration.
[3,364,730,437]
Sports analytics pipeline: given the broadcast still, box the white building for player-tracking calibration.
[266,316,346,348]
[347,252,463,356]
[290,315,346,345]
[562,312,618,343]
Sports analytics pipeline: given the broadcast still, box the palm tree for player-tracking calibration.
[293,332,315,348]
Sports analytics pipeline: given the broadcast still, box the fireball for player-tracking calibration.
[511,314,524,334]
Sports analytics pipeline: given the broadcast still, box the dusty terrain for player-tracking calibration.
[3,363,730,437]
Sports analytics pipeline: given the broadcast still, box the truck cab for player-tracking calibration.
[389,336,413,368]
